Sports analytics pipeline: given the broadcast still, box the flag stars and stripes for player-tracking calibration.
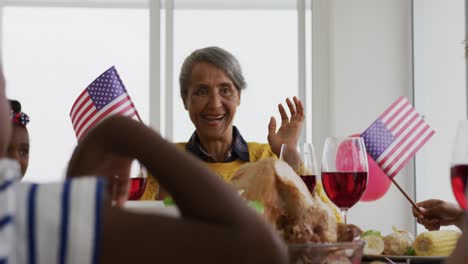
[361,96,435,178]
[362,120,394,160]
[69,66,140,140]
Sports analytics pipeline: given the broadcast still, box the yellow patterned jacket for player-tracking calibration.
[139,141,341,222]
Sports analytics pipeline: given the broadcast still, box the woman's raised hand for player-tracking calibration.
[267,96,304,157]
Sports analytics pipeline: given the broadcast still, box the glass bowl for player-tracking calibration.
[288,241,365,264]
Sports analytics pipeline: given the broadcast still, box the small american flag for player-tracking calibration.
[70,66,140,140]
[362,96,435,178]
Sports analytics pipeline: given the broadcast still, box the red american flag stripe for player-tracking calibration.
[69,66,141,140]
[362,96,435,178]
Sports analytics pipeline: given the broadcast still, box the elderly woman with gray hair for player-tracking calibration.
[140,47,338,220]
[176,46,304,174]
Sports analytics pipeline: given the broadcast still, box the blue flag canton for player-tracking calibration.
[362,120,394,160]
[87,68,126,110]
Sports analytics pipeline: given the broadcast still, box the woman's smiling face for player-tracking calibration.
[183,62,240,141]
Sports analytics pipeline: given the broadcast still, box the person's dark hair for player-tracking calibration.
[8,99,29,127]
[9,99,21,114]
[179,47,247,98]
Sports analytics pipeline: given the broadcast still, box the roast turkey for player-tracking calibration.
[230,158,339,243]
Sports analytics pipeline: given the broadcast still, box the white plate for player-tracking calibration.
[363,254,446,264]
[124,201,180,218]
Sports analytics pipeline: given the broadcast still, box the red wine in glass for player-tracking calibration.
[300,175,317,194]
[451,164,468,210]
[322,171,367,209]
[128,177,147,200]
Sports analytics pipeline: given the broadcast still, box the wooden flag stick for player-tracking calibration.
[135,111,144,124]
[389,176,423,214]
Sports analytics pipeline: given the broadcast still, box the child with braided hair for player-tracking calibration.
[7,99,29,177]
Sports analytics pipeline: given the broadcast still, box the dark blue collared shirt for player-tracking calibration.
[185,126,250,163]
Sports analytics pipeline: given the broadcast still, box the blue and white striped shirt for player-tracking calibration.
[0,159,105,264]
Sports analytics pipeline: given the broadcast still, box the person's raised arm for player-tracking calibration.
[67,116,288,264]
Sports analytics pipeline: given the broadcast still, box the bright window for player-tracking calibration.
[2,1,310,182]
[172,9,299,143]
[3,7,149,182]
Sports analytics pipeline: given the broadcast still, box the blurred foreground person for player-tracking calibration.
[0,67,287,264]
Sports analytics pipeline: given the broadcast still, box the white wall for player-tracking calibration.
[413,0,466,233]
[314,0,414,235]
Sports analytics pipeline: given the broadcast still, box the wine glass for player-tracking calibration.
[451,120,468,210]
[321,137,368,223]
[127,160,148,201]
[280,143,318,195]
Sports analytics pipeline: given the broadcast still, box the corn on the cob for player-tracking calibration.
[413,230,461,256]
[383,231,414,255]
[362,235,385,255]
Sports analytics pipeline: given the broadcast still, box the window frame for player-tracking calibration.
[0,0,313,142]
